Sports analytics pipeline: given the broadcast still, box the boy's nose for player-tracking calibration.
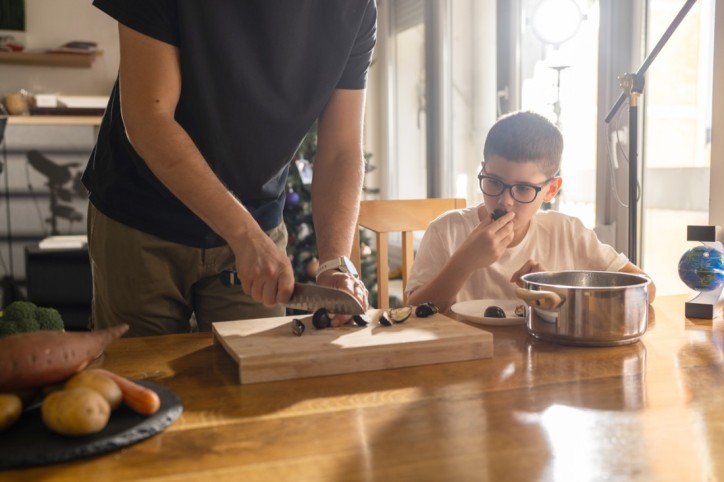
[498,187,516,205]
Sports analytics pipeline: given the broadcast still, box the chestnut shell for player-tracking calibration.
[352,314,370,326]
[291,318,306,336]
[483,306,506,318]
[491,209,507,221]
[378,315,393,327]
[312,308,333,329]
[415,302,439,318]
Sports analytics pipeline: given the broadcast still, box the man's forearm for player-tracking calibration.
[311,153,364,263]
[309,87,367,265]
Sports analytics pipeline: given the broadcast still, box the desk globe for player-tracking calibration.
[678,245,724,292]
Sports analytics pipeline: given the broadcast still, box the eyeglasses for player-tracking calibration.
[477,172,555,204]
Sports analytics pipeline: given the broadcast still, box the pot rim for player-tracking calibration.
[520,270,651,290]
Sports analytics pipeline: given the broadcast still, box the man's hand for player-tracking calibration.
[510,259,547,287]
[316,270,369,327]
[232,229,295,307]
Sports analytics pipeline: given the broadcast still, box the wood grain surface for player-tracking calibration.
[3,295,724,481]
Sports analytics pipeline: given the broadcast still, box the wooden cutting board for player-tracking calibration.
[212,310,493,384]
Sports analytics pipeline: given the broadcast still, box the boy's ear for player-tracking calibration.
[542,177,563,202]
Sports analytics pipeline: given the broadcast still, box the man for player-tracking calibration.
[83,1,376,336]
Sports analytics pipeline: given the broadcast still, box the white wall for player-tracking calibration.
[0,0,119,98]
[710,0,724,227]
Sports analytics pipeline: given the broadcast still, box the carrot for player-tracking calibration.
[0,324,128,392]
[90,368,161,416]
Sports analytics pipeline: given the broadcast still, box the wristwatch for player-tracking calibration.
[317,256,359,279]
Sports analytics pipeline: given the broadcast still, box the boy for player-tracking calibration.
[406,111,656,311]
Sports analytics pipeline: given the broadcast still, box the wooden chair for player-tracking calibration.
[351,198,466,309]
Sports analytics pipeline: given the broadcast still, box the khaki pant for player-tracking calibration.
[87,203,287,337]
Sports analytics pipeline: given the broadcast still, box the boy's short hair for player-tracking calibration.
[483,111,563,177]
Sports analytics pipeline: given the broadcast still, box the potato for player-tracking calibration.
[0,393,22,431]
[65,370,123,410]
[42,387,111,436]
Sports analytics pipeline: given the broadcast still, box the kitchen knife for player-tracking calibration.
[218,270,365,314]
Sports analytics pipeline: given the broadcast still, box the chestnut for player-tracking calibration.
[484,306,506,318]
[312,308,333,329]
[491,209,507,220]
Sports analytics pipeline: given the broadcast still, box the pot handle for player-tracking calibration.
[515,287,564,310]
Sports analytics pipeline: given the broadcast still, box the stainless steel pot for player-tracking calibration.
[515,271,651,347]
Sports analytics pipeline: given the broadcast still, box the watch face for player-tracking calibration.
[341,257,359,277]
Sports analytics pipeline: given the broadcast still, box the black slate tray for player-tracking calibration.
[0,380,183,469]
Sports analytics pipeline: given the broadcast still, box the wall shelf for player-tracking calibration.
[0,51,101,68]
[8,115,102,126]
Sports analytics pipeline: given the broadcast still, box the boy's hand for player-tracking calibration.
[510,259,547,287]
[453,211,516,272]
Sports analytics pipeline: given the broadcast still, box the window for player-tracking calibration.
[519,0,600,227]
[385,0,427,200]
[642,0,714,294]
[370,0,717,298]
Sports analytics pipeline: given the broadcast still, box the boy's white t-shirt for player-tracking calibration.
[406,206,629,302]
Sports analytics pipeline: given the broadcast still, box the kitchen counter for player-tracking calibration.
[3,294,723,481]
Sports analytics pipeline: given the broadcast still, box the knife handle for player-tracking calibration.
[219,270,241,287]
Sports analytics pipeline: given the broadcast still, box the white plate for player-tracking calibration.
[451,299,526,326]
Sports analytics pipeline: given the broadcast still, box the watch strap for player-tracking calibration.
[317,256,358,279]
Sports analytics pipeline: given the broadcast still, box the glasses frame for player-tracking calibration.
[477,171,556,204]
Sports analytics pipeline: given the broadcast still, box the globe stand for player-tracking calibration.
[684,225,724,319]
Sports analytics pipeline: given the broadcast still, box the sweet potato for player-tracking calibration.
[91,369,161,416]
[0,324,129,392]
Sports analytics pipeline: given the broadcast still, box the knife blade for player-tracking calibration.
[218,270,365,314]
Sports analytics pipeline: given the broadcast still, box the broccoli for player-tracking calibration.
[36,307,65,331]
[0,318,26,337]
[0,301,64,337]
[3,301,38,324]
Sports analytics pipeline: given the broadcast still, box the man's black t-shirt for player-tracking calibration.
[83,0,377,247]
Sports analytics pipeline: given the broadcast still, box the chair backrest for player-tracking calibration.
[351,198,466,309]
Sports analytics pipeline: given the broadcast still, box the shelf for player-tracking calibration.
[8,115,102,126]
[0,50,101,68]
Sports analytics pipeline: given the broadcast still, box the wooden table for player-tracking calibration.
[4,295,724,481]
